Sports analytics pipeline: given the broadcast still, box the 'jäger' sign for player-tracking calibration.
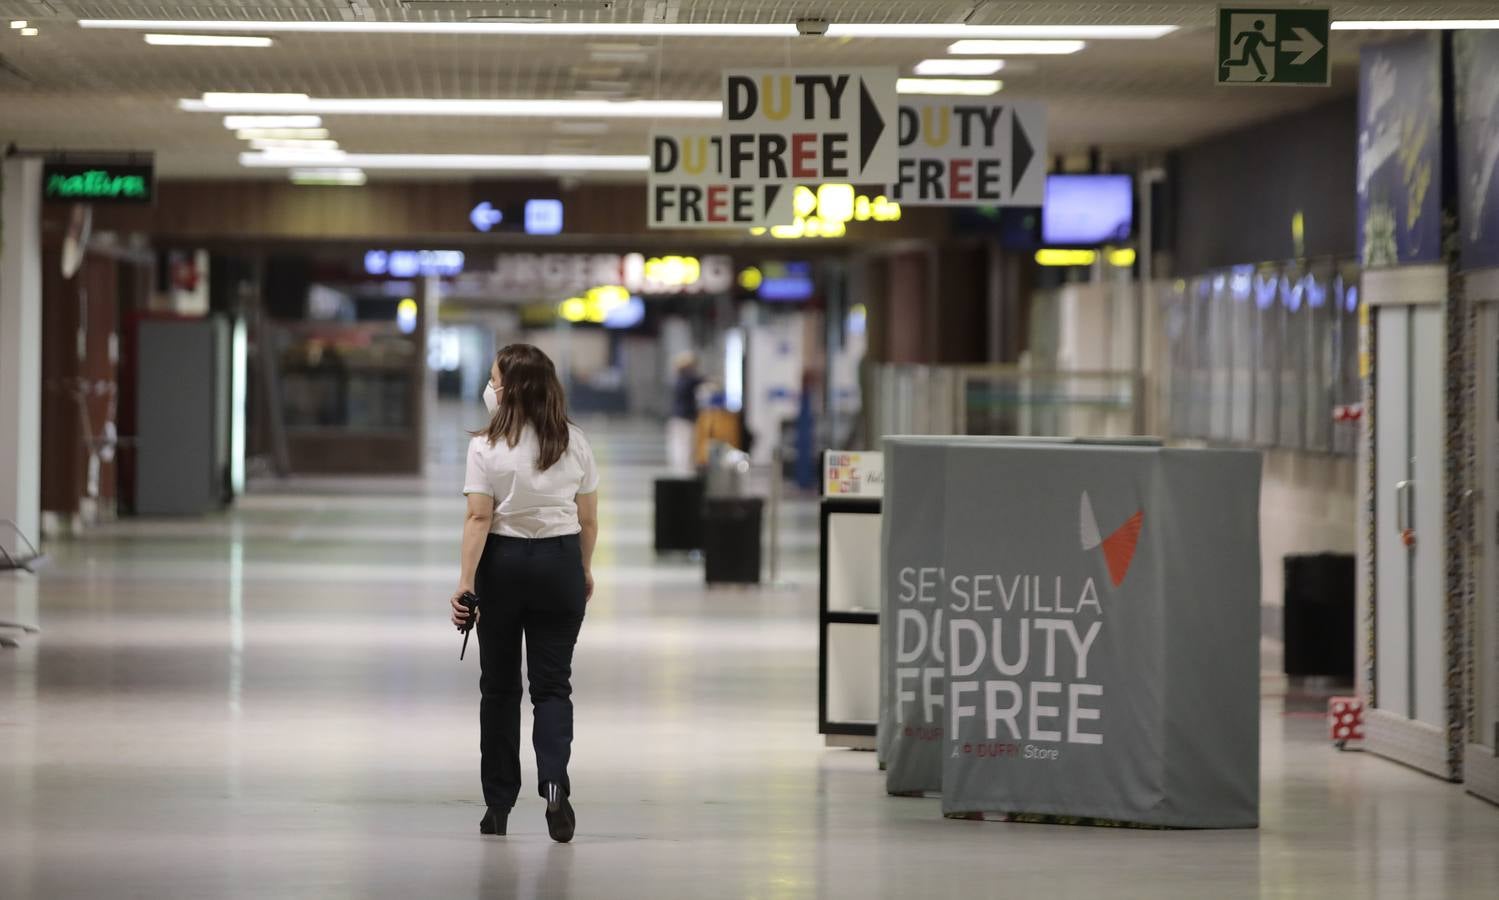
[893,99,1046,207]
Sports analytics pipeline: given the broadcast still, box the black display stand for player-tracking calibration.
[704,498,763,584]
[653,477,704,552]
[818,496,881,745]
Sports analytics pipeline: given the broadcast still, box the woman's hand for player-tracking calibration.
[584,569,594,602]
[451,588,477,630]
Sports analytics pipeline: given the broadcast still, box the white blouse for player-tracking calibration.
[463,424,600,538]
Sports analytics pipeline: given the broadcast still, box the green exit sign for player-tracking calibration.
[1217,7,1331,86]
[42,161,155,204]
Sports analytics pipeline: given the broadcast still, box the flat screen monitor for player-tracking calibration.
[1042,174,1134,245]
[757,261,816,302]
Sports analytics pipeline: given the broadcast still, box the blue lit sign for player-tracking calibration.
[470,201,503,232]
[602,295,646,329]
[467,198,565,235]
[525,199,564,235]
[364,249,465,277]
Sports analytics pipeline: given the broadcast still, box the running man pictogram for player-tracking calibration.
[1221,15,1277,83]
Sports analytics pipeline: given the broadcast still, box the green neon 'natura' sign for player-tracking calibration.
[41,160,155,204]
[46,170,147,200]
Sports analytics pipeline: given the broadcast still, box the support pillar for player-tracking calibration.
[0,157,43,557]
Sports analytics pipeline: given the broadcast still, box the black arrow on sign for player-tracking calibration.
[859,78,885,173]
[1011,110,1035,195]
[764,184,782,217]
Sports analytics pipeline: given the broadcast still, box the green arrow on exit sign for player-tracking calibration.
[1217,7,1331,86]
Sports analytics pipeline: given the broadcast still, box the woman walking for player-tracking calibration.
[450,344,599,842]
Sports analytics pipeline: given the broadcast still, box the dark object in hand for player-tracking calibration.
[458,591,479,660]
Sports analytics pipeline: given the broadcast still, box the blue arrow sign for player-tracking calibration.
[470,201,503,232]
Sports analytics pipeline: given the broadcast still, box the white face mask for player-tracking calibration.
[483,382,500,415]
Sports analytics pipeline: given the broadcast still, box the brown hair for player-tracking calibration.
[478,344,571,470]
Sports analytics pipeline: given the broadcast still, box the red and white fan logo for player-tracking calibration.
[1080,491,1144,587]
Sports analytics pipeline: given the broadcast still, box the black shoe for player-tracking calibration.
[480,807,509,835]
[542,782,575,844]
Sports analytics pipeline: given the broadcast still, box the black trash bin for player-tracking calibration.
[654,477,704,552]
[703,497,763,585]
[1283,552,1356,679]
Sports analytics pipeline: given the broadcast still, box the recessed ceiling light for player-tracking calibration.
[9,20,26,29]
[79,19,1174,40]
[914,58,1005,76]
[830,24,1172,39]
[145,33,274,47]
[20,26,38,37]
[1331,19,1499,30]
[249,138,341,151]
[897,78,1003,96]
[223,115,323,129]
[290,168,367,186]
[235,128,331,140]
[251,148,349,164]
[205,92,310,106]
[85,19,797,37]
[948,40,1086,55]
[241,151,650,172]
[188,94,721,119]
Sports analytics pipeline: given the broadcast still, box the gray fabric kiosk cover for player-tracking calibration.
[881,436,1077,795]
[937,444,1260,827]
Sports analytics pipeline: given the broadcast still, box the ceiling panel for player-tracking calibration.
[0,1,1471,178]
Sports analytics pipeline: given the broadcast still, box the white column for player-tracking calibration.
[0,157,43,557]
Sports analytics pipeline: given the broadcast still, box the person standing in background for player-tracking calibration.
[693,384,745,469]
[667,352,702,473]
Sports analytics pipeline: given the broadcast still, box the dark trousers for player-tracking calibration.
[475,533,587,810]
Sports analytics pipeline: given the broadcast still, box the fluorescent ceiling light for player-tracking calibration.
[948,39,1086,55]
[897,78,1003,96]
[145,33,274,47]
[242,151,650,172]
[251,148,349,164]
[9,20,26,28]
[1331,19,1499,30]
[830,24,1172,39]
[205,92,309,106]
[86,19,797,37]
[80,19,1173,39]
[235,127,331,140]
[290,168,367,186]
[189,94,721,119]
[914,58,1005,76]
[250,138,340,151]
[20,27,37,36]
[223,115,323,129]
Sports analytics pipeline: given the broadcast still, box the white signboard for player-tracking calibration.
[448,252,733,300]
[648,129,795,229]
[721,67,899,184]
[824,450,885,498]
[892,99,1047,207]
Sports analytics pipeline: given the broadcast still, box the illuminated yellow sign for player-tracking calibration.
[557,285,631,324]
[1035,248,1097,267]
[748,184,901,240]
[1034,246,1138,268]
[642,255,700,288]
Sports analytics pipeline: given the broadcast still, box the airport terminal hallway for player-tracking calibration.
[2,417,1497,899]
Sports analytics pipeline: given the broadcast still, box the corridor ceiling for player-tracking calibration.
[0,1,1484,178]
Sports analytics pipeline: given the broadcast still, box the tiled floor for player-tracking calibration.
[2,414,1497,899]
